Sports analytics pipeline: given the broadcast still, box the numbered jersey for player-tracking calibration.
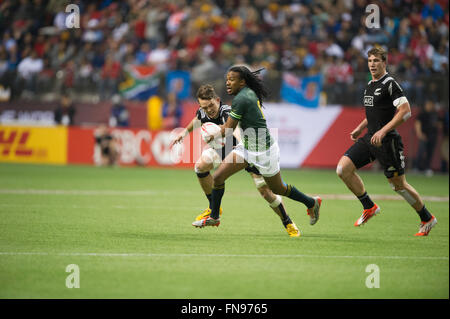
[229,87,272,151]
[363,73,405,136]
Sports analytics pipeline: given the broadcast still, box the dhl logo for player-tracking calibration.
[0,129,33,156]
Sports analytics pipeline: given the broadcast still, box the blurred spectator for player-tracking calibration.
[54,93,76,126]
[16,50,43,97]
[414,100,440,176]
[162,92,182,129]
[421,0,445,22]
[147,42,171,72]
[440,107,449,173]
[109,94,129,127]
[0,47,8,77]
[99,54,122,100]
[144,0,168,49]
[135,42,151,65]
[74,57,94,92]
[432,44,449,73]
[94,124,119,166]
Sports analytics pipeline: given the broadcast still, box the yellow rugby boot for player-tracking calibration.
[286,223,301,237]
[195,207,223,221]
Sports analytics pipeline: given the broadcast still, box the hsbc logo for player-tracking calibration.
[364,96,374,107]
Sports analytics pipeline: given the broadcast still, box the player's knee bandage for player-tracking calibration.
[396,189,417,205]
[253,176,266,189]
[269,195,282,208]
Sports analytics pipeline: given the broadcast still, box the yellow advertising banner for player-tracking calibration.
[0,125,68,164]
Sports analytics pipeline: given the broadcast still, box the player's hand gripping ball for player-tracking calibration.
[201,122,226,149]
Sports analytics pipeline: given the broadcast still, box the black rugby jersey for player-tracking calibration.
[196,102,231,125]
[196,102,237,156]
[363,73,405,136]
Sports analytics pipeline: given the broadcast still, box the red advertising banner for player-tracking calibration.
[67,126,205,168]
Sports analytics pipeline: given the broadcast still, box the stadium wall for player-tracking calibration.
[0,102,441,169]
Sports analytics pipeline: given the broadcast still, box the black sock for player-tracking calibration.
[285,184,315,208]
[357,192,375,210]
[210,184,225,219]
[416,205,432,222]
[278,203,292,227]
[206,193,212,208]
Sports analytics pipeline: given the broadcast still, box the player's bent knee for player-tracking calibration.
[336,165,344,178]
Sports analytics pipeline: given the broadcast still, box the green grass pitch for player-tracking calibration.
[0,163,448,298]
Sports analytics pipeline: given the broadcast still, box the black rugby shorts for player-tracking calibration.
[344,134,405,178]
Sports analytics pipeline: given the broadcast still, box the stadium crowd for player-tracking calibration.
[0,0,448,105]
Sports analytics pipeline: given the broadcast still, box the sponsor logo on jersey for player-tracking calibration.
[364,96,374,107]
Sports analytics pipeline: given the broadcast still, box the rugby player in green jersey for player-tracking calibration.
[192,66,322,234]
[173,84,301,237]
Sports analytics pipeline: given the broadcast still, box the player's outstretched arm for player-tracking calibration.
[370,102,411,146]
[172,117,200,145]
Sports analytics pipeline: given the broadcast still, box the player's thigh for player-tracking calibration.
[341,136,373,173]
[213,152,247,184]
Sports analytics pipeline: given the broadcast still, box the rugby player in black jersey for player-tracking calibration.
[173,84,301,237]
[336,47,437,236]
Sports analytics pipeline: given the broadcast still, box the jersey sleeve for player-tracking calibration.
[220,104,231,122]
[230,95,248,121]
[388,79,408,108]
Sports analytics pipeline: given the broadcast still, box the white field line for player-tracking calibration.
[0,189,448,202]
[0,251,447,261]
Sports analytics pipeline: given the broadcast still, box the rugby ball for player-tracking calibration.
[201,122,225,149]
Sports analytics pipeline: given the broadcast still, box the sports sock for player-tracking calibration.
[284,184,315,208]
[210,184,225,219]
[277,203,292,227]
[206,193,212,208]
[357,192,375,210]
[416,205,432,222]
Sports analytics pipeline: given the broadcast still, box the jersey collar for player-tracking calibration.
[369,72,388,84]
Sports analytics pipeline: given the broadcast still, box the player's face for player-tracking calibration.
[226,71,245,96]
[368,54,386,80]
[198,97,220,118]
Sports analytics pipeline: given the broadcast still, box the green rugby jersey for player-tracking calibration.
[229,87,273,151]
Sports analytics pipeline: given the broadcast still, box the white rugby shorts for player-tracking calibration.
[200,147,222,170]
[232,141,280,177]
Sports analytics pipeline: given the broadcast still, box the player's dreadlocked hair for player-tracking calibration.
[228,66,268,106]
